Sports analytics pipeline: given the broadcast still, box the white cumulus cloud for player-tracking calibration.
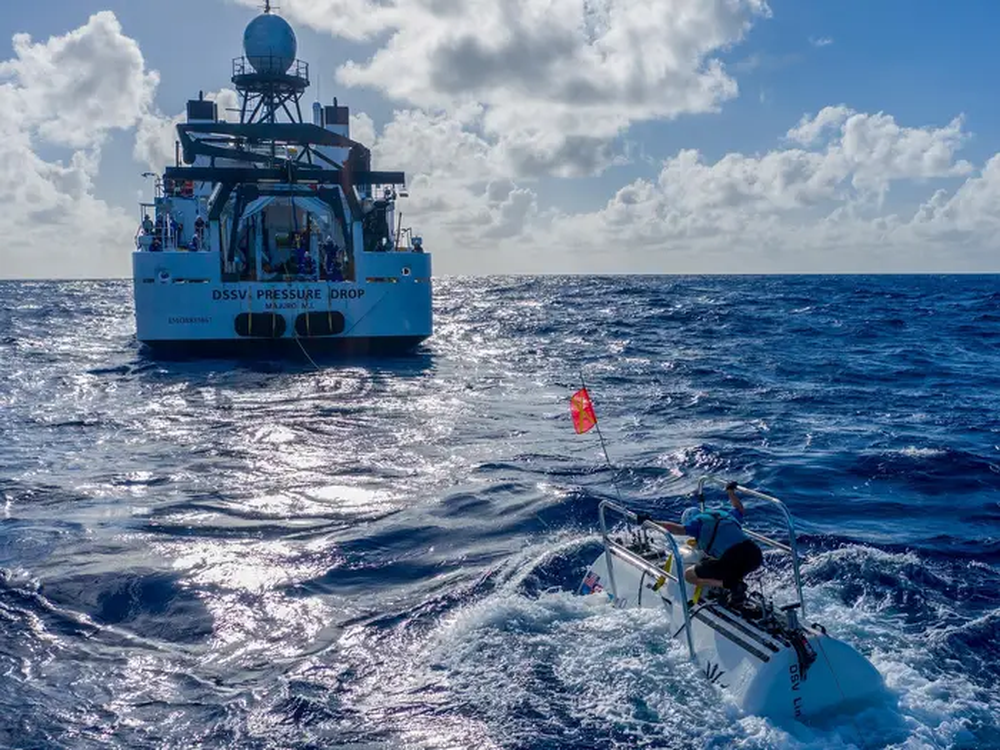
[0,11,158,149]
[0,12,159,279]
[239,0,772,176]
[909,155,1000,242]
[786,106,972,198]
[364,107,988,272]
[533,107,984,272]
[365,104,995,273]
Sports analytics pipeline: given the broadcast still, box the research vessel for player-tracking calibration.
[132,4,431,356]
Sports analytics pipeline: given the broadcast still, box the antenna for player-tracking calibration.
[263,0,274,13]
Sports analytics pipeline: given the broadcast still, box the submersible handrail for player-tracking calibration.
[598,500,697,660]
[696,476,806,619]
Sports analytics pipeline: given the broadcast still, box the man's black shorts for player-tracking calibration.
[694,539,763,589]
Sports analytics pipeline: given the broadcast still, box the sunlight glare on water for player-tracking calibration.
[0,276,999,748]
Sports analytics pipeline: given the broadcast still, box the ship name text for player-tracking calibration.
[211,287,367,303]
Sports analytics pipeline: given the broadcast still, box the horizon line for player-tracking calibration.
[3,271,1000,282]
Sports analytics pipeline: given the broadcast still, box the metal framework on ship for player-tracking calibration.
[232,56,311,129]
[163,21,405,268]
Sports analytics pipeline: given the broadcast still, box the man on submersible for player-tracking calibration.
[638,482,763,604]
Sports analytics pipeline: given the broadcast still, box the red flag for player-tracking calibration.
[570,387,598,434]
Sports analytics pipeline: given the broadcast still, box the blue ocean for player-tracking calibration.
[1,275,998,749]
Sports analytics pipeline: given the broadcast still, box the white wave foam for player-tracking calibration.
[890,447,947,458]
[334,540,1000,749]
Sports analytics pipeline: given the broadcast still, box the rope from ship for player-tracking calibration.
[290,287,393,369]
[248,286,253,336]
[340,288,392,337]
[288,202,398,366]
[286,263,394,370]
[293,328,322,370]
[814,635,870,750]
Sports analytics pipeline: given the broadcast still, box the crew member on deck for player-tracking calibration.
[336,244,349,280]
[142,214,154,235]
[640,483,763,604]
[294,233,309,276]
[322,237,342,282]
[300,249,315,276]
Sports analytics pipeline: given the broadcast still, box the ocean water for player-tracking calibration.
[1,275,999,750]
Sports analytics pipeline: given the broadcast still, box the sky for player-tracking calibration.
[2,0,1000,278]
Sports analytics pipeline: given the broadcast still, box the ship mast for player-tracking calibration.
[232,9,306,126]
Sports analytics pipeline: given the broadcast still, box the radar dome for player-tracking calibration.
[243,13,297,74]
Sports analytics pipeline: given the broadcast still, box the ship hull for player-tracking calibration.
[140,334,427,359]
[132,250,432,360]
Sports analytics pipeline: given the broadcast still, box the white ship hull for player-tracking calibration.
[132,248,431,357]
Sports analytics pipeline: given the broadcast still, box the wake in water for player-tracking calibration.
[292,532,996,750]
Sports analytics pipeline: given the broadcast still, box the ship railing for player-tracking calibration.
[696,476,807,619]
[392,227,425,253]
[135,232,211,253]
[598,500,697,660]
[395,225,412,252]
[394,233,420,252]
[232,56,309,83]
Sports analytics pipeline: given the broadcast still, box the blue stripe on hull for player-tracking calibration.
[140,335,428,360]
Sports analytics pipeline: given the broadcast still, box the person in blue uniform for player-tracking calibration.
[643,482,762,602]
[322,238,343,282]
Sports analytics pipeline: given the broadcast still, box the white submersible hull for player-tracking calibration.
[580,479,885,722]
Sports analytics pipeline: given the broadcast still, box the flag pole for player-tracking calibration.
[579,369,625,504]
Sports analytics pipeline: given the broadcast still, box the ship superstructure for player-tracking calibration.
[132,5,431,356]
